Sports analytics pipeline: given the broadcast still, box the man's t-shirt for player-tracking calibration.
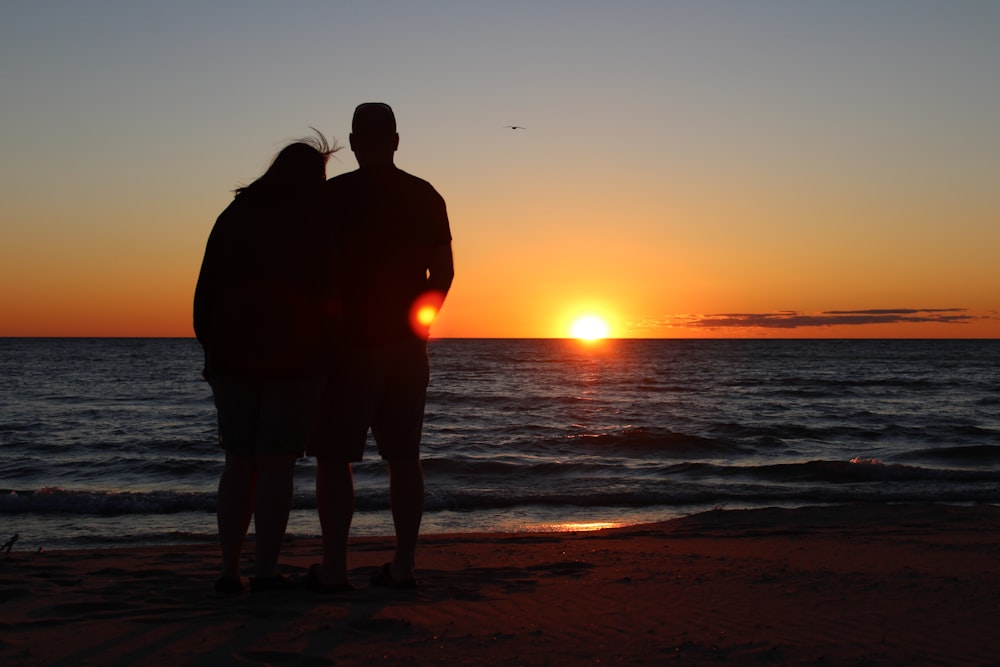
[325,166,452,346]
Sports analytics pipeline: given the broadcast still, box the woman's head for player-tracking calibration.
[238,129,340,196]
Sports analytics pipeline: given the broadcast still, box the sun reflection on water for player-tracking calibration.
[545,521,623,532]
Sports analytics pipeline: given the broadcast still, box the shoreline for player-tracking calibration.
[3,503,999,665]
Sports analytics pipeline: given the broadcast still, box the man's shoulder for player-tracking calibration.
[325,169,362,188]
[391,166,431,184]
[327,166,442,199]
[392,168,445,203]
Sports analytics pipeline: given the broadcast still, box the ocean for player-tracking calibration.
[2,338,999,552]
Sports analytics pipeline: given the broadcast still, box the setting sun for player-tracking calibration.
[569,315,610,341]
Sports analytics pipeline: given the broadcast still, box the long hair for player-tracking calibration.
[236,128,341,198]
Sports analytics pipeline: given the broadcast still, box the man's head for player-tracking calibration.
[350,102,399,165]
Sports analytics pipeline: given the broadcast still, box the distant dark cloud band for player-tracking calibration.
[635,308,988,332]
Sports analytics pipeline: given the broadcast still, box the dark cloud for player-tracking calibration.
[633,308,985,332]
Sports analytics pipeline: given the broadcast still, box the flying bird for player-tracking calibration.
[504,125,526,130]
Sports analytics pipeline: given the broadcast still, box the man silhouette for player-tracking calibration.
[307,103,454,591]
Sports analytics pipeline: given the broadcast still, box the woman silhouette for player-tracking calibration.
[194,130,339,594]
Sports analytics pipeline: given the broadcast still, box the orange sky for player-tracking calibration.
[2,3,998,339]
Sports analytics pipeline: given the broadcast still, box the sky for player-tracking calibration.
[2,1,999,338]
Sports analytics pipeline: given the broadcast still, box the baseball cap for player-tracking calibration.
[352,102,396,136]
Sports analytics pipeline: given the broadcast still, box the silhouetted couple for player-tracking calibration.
[194,103,454,594]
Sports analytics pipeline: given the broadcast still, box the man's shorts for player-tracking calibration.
[308,338,429,462]
[210,375,326,457]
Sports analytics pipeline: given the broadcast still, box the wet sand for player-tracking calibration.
[2,503,999,666]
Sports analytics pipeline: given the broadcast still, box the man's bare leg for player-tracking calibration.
[387,458,423,582]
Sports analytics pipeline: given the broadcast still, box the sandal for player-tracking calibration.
[302,564,356,594]
[370,562,418,590]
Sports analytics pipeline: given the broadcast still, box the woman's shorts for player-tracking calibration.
[210,375,325,457]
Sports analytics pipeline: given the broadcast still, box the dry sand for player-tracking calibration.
[2,503,999,666]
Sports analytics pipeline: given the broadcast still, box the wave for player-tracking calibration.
[557,428,748,457]
[8,457,1000,519]
[1,488,216,515]
[899,444,1000,463]
[732,459,1000,484]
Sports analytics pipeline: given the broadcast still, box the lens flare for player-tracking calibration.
[409,290,446,338]
[415,305,437,327]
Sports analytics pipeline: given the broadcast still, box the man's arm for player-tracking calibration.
[427,243,454,298]
[408,243,454,339]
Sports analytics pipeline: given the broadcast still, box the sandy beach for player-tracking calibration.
[2,503,999,666]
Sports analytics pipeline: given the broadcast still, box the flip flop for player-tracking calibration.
[302,564,356,594]
[369,562,418,590]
